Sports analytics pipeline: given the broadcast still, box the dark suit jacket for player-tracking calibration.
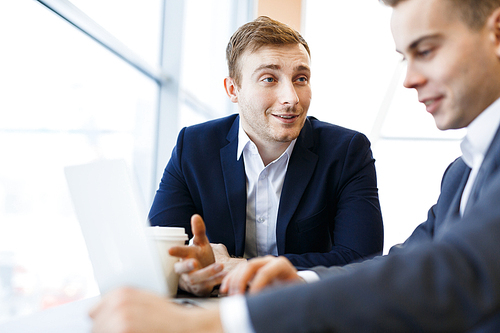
[246,124,500,332]
[149,114,383,268]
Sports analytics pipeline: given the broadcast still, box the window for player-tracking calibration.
[0,0,252,323]
[0,0,160,322]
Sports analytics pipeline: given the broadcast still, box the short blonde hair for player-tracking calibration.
[226,16,310,87]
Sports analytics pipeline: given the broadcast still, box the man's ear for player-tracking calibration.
[224,77,239,103]
[487,7,500,57]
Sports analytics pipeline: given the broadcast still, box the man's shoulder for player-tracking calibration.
[305,116,368,143]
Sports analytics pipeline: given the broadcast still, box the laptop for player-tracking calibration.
[0,159,208,333]
[64,159,167,296]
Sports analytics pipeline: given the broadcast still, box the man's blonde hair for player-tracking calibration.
[226,16,310,87]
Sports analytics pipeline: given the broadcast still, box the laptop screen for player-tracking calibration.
[64,159,166,296]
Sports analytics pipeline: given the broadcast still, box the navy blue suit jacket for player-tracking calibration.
[149,114,383,268]
[246,124,500,332]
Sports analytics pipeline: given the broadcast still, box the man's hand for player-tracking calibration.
[168,214,226,296]
[211,243,247,273]
[220,256,305,296]
[89,287,222,333]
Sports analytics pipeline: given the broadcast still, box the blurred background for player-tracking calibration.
[0,0,464,323]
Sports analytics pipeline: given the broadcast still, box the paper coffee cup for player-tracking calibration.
[148,227,188,296]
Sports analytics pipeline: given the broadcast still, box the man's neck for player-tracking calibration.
[253,139,292,166]
[237,121,294,166]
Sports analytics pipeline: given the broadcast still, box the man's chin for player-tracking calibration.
[433,115,451,131]
[434,119,465,131]
[273,132,300,143]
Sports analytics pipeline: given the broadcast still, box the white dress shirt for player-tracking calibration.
[220,97,500,333]
[460,97,500,215]
[219,125,296,333]
[237,124,296,258]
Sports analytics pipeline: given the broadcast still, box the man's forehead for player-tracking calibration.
[390,0,454,52]
[241,44,311,72]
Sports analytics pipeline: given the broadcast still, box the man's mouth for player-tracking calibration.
[272,114,300,123]
[420,96,443,114]
[275,115,298,119]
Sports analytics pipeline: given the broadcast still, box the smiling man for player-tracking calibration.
[228,43,311,165]
[217,0,500,331]
[90,1,500,332]
[147,16,383,296]
[394,0,500,132]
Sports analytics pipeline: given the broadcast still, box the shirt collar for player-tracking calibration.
[237,123,252,160]
[461,97,500,168]
[237,122,296,162]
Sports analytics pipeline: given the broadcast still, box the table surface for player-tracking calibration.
[0,293,221,333]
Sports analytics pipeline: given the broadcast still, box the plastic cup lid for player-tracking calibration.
[148,226,188,240]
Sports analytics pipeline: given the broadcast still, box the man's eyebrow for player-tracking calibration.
[253,64,281,73]
[397,34,441,54]
[253,64,311,74]
[296,65,311,72]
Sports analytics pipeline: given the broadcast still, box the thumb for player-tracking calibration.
[191,214,209,246]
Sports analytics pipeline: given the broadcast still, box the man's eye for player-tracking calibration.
[296,76,308,83]
[417,49,432,58]
[263,77,275,83]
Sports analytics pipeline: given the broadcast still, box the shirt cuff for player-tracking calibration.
[219,295,256,333]
[297,270,320,283]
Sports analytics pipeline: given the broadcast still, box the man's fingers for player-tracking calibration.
[219,256,299,295]
[220,256,275,295]
[249,257,299,294]
[89,288,127,318]
[191,214,210,246]
[184,271,227,296]
[169,245,198,259]
[89,287,140,331]
[174,258,199,274]
[178,264,227,296]
[169,225,215,269]
[183,277,223,296]
[183,263,224,285]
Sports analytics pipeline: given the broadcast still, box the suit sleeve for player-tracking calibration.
[148,127,196,238]
[245,166,500,332]
[284,133,384,267]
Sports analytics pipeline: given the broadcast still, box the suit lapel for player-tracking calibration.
[276,119,318,254]
[220,117,247,256]
[464,125,500,215]
[431,158,470,239]
[444,161,471,221]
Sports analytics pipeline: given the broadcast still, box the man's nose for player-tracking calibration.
[279,81,300,106]
[403,62,426,89]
